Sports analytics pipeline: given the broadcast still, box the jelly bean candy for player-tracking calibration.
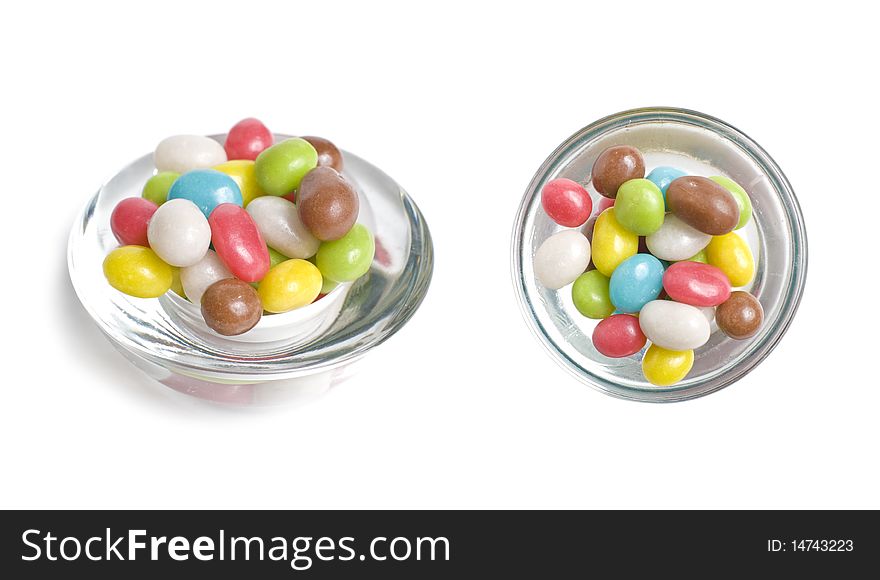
[662,261,731,307]
[213,160,266,206]
[613,179,665,235]
[639,300,711,351]
[316,223,376,282]
[591,207,638,277]
[646,166,687,206]
[592,314,647,358]
[167,169,243,219]
[533,230,591,289]
[541,178,592,227]
[208,203,271,283]
[591,146,645,198]
[642,344,694,386]
[706,232,755,287]
[201,278,263,336]
[103,246,173,298]
[146,198,211,267]
[709,176,752,230]
[645,214,711,261]
[141,171,179,206]
[110,197,157,247]
[268,247,289,268]
[254,138,318,196]
[594,196,615,216]
[303,136,344,172]
[180,249,233,304]
[666,176,740,235]
[258,259,323,313]
[715,291,763,339]
[609,254,664,313]
[321,276,339,295]
[571,270,614,319]
[154,135,227,174]
[297,167,360,241]
[224,118,273,161]
[246,196,320,259]
[685,248,708,264]
[170,266,185,297]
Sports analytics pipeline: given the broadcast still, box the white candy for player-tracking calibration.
[246,196,320,260]
[534,230,591,290]
[180,250,233,304]
[154,135,227,174]
[645,214,711,261]
[639,300,711,351]
[147,199,211,267]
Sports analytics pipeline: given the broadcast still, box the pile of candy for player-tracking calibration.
[103,118,375,336]
[535,145,763,386]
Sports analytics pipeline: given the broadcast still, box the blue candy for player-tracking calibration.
[609,254,665,313]
[167,169,243,218]
[646,166,687,209]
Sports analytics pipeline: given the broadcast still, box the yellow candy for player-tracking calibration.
[592,207,638,277]
[103,246,173,298]
[170,266,185,297]
[642,344,694,386]
[213,160,266,206]
[706,232,755,287]
[258,259,322,313]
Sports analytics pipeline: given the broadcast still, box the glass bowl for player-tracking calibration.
[511,108,808,402]
[68,134,433,405]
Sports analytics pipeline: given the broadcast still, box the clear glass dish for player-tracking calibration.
[511,108,808,402]
[68,134,433,404]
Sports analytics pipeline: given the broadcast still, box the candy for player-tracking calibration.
[662,261,731,307]
[316,223,376,282]
[296,167,360,241]
[302,136,344,172]
[609,254,664,313]
[591,208,638,277]
[709,176,752,230]
[540,178,592,227]
[258,259,322,313]
[213,160,266,206]
[200,278,263,336]
[685,248,708,264]
[224,117,273,161]
[533,230,591,289]
[571,270,614,319]
[645,166,687,202]
[715,291,763,339]
[613,179,665,235]
[103,246,173,298]
[246,196,320,259]
[268,247,289,268]
[642,345,694,387]
[591,145,645,198]
[666,176,740,235]
[110,197,157,247]
[592,314,647,358]
[141,171,179,206]
[706,232,755,287]
[254,137,318,196]
[645,214,711,261]
[167,169,243,219]
[170,267,185,297]
[639,300,711,351]
[179,249,233,304]
[146,198,211,267]
[208,203,270,283]
[154,135,227,174]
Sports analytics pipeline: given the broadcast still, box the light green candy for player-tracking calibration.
[571,270,615,319]
[710,176,752,230]
[142,171,179,205]
[254,138,318,196]
[684,249,708,264]
[316,224,375,282]
[613,179,665,235]
[267,247,289,268]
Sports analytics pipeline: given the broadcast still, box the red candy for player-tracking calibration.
[592,314,646,358]
[594,196,615,216]
[540,178,592,227]
[208,203,271,283]
[662,261,732,307]
[224,118,274,161]
[110,197,158,246]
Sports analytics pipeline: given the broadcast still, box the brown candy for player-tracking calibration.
[666,176,740,235]
[297,166,359,241]
[715,291,763,339]
[302,136,343,172]
[591,145,645,198]
[200,278,263,336]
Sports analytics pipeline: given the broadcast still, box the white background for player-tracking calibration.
[1,0,877,509]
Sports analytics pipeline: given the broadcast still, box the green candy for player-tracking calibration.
[710,176,752,230]
[254,138,318,196]
[613,179,665,235]
[268,247,289,268]
[571,270,615,319]
[684,248,708,264]
[321,277,340,295]
[316,224,375,282]
[142,171,179,205]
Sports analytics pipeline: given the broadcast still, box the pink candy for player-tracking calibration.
[663,261,731,307]
[541,178,592,227]
[224,118,273,161]
[208,203,270,283]
[110,197,158,246]
[592,314,646,358]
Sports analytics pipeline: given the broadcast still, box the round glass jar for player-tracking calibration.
[511,108,808,402]
[68,134,433,405]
